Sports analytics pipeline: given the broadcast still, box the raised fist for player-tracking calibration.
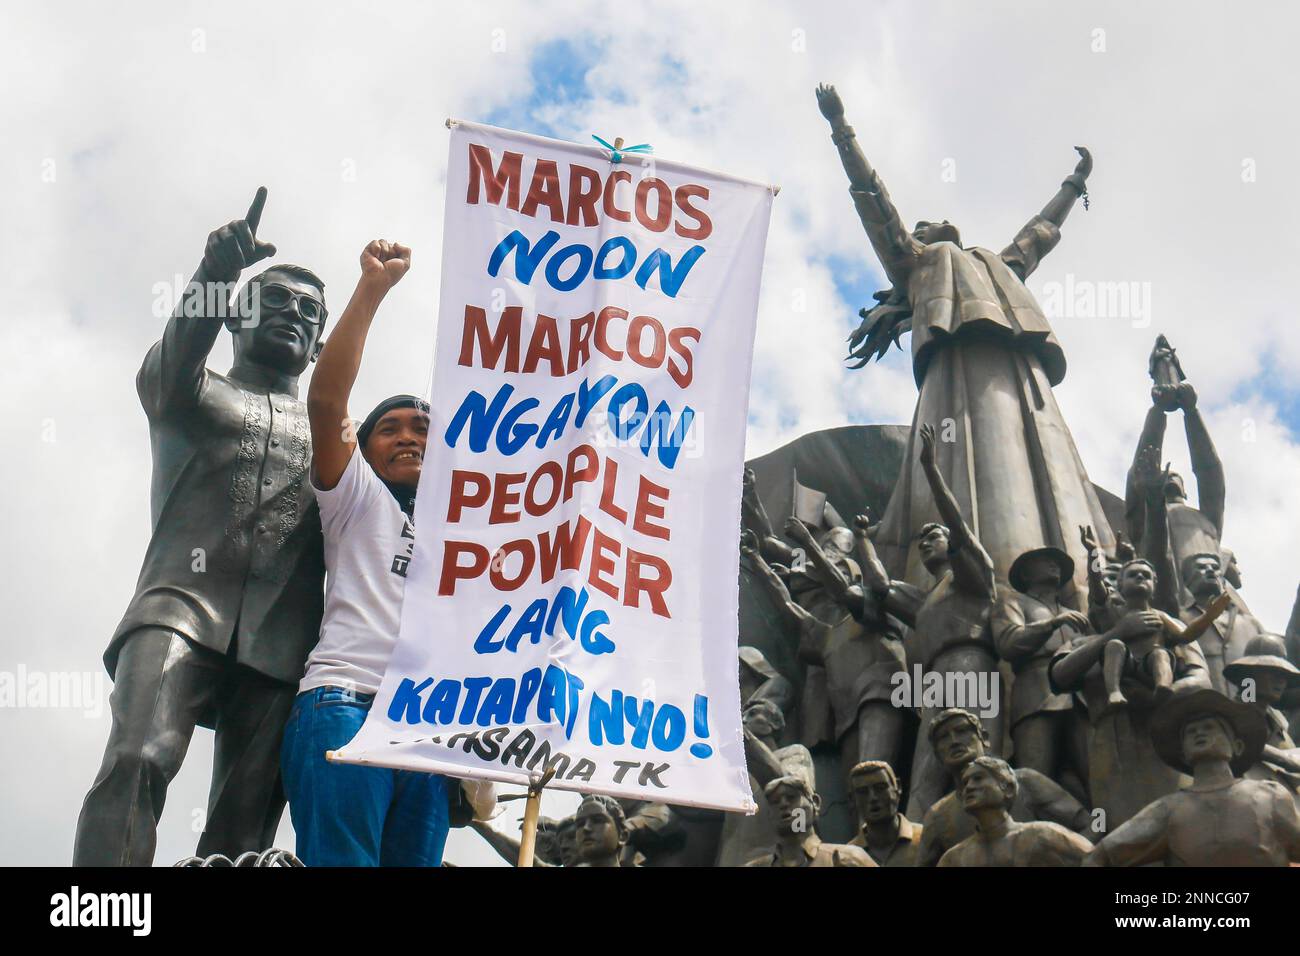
[360,239,412,290]
[203,187,277,282]
[1175,381,1198,411]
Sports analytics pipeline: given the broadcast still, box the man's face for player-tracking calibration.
[959,764,1008,812]
[742,705,776,740]
[1244,670,1289,706]
[933,718,984,772]
[851,770,899,826]
[1185,556,1223,599]
[233,272,325,375]
[1181,715,1240,767]
[1120,562,1155,602]
[918,525,950,568]
[362,407,428,487]
[556,823,579,867]
[1022,554,1061,590]
[913,220,961,246]
[1101,562,1122,595]
[535,828,559,865]
[768,783,816,835]
[1164,471,1187,503]
[574,804,622,861]
[821,528,854,563]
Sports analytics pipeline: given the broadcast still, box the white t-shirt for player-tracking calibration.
[299,449,415,696]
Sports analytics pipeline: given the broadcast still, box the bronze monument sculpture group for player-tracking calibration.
[75,87,1300,867]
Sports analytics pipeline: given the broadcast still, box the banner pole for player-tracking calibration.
[516,768,555,867]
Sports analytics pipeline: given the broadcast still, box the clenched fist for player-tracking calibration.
[360,239,412,291]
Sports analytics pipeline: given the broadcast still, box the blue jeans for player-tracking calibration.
[281,686,449,866]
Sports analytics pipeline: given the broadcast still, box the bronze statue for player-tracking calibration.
[74,189,326,865]
[816,83,1114,601]
[1180,550,1264,694]
[744,775,875,867]
[937,757,1094,866]
[1125,340,1226,584]
[853,424,1001,818]
[572,795,630,868]
[718,697,815,867]
[846,760,923,866]
[750,520,908,793]
[1101,558,1227,709]
[914,708,1091,867]
[1223,635,1300,794]
[1085,688,1300,866]
[993,546,1090,792]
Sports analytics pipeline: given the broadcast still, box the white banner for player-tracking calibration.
[333,120,773,812]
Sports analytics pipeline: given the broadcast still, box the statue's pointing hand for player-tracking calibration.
[816,83,844,123]
[203,186,278,282]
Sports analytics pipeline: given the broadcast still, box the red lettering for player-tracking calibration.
[466,145,522,209]
[626,314,667,369]
[438,540,489,595]
[673,184,712,240]
[602,170,632,222]
[588,528,621,600]
[520,159,565,221]
[522,312,565,375]
[489,539,535,591]
[634,178,673,232]
[632,477,671,540]
[447,470,490,523]
[566,164,602,227]
[666,326,699,388]
[594,305,626,361]
[625,552,672,617]
[459,304,521,371]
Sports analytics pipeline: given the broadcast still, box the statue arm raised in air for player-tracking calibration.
[1000,147,1091,281]
[1177,383,1225,538]
[816,83,921,291]
[139,188,278,416]
[919,423,995,600]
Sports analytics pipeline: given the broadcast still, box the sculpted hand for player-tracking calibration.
[202,187,277,281]
[1175,382,1198,410]
[853,513,873,538]
[1079,524,1099,554]
[1052,610,1092,633]
[816,83,845,124]
[1112,611,1162,643]
[1073,146,1093,182]
[740,529,759,557]
[360,239,412,291]
[919,422,938,471]
[783,516,814,545]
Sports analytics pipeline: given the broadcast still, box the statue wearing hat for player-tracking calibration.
[993,545,1091,790]
[937,757,1094,867]
[1223,635,1300,796]
[1085,687,1300,866]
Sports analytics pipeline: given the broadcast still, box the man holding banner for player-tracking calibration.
[281,238,491,866]
[331,120,774,823]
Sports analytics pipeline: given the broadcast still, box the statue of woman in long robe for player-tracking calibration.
[816,84,1115,597]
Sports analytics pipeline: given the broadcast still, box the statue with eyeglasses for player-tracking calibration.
[74,188,328,866]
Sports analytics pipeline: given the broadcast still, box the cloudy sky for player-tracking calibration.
[3,0,1298,866]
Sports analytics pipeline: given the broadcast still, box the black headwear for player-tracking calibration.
[357,394,430,516]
